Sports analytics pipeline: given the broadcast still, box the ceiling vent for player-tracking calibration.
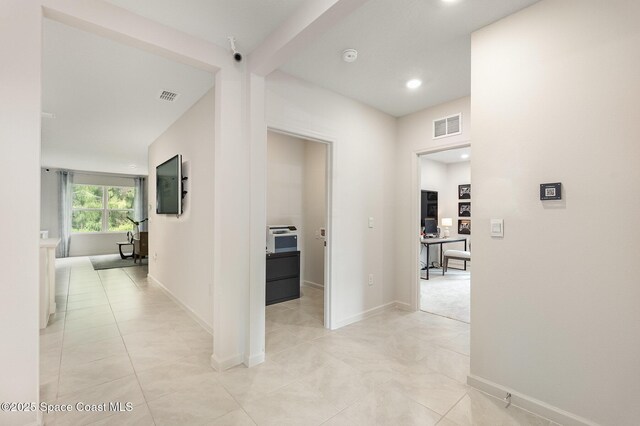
[157,90,180,102]
[433,113,462,139]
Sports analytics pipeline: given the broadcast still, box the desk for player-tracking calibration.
[420,236,467,280]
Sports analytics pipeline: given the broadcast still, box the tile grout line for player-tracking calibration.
[52,264,72,403]
[434,391,467,425]
[97,266,158,426]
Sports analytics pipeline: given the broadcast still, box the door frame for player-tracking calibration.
[411,141,471,312]
[267,126,335,330]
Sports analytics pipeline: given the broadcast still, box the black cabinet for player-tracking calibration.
[421,190,438,225]
[266,251,300,305]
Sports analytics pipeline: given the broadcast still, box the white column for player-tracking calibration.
[246,73,267,366]
[211,65,251,370]
[0,2,41,425]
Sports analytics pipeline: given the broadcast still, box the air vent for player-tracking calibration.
[433,113,462,139]
[157,90,180,102]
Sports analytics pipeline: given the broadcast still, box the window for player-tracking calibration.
[71,184,135,233]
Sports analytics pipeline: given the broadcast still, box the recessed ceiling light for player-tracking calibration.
[406,79,422,89]
[461,153,470,159]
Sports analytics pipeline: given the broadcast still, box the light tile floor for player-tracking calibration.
[41,257,556,425]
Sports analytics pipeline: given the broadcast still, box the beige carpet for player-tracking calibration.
[420,267,470,323]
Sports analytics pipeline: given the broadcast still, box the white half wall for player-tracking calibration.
[148,88,215,329]
[266,71,397,326]
[396,96,471,306]
[0,2,41,425]
[471,1,640,424]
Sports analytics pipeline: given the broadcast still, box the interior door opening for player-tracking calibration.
[265,129,332,340]
[418,147,471,324]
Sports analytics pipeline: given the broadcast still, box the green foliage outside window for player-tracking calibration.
[72,210,103,233]
[73,185,103,209]
[108,187,134,210]
[71,184,135,233]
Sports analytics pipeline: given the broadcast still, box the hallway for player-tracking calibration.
[40,258,553,425]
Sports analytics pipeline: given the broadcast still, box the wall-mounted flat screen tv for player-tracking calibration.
[156,154,182,215]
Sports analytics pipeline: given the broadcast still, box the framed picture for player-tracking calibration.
[458,184,471,199]
[458,219,471,235]
[458,202,471,217]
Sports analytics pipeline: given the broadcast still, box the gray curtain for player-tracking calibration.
[134,177,147,232]
[56,170,73,258]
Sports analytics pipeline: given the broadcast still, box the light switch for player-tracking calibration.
[490,219,504,237]
[368,217,374,228]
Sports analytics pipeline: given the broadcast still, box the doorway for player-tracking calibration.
[418,147,471,323]
[39,16,217,414]
[264,129,331,353]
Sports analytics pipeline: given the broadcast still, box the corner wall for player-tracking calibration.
[148,88,215,329]
[396,96,471,306]
[266,71,397,326]
[471,1,640,424]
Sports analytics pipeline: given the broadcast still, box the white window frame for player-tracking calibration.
[71,184,135,234]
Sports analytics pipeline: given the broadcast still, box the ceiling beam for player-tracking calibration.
[42,0,232,73]
[248,0,370,76]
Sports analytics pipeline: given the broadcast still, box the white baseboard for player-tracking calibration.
[333,301,397,329]
[467,375,599,426]
[302,280,324,290]
[393,301,413,311]
[211,353,244,371]
[147,274,213,335]
[244,352,266,367]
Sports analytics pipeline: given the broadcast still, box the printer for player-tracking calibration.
[266,225,298,253]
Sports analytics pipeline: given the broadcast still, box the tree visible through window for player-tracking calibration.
[71,184,135,233]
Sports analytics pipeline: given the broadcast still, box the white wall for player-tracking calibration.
[419,158,447,264]
[267,132,305,237]
[420,158,447,193]
[471,1,640,424]
[41,169,59,239]
[396,96,471,306]
[303,141,326,288]
[266,71,397,326]
[148,88,215,329]
[0,2,41,425]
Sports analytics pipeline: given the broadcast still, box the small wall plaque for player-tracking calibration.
[540,183,562,200]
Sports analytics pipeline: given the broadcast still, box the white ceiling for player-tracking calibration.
[280,0,540,117]
[42,0,539,175]
[105,0,308,54]
[42,19,214,175]
[423,147,470,164]
[104,0,539,117]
